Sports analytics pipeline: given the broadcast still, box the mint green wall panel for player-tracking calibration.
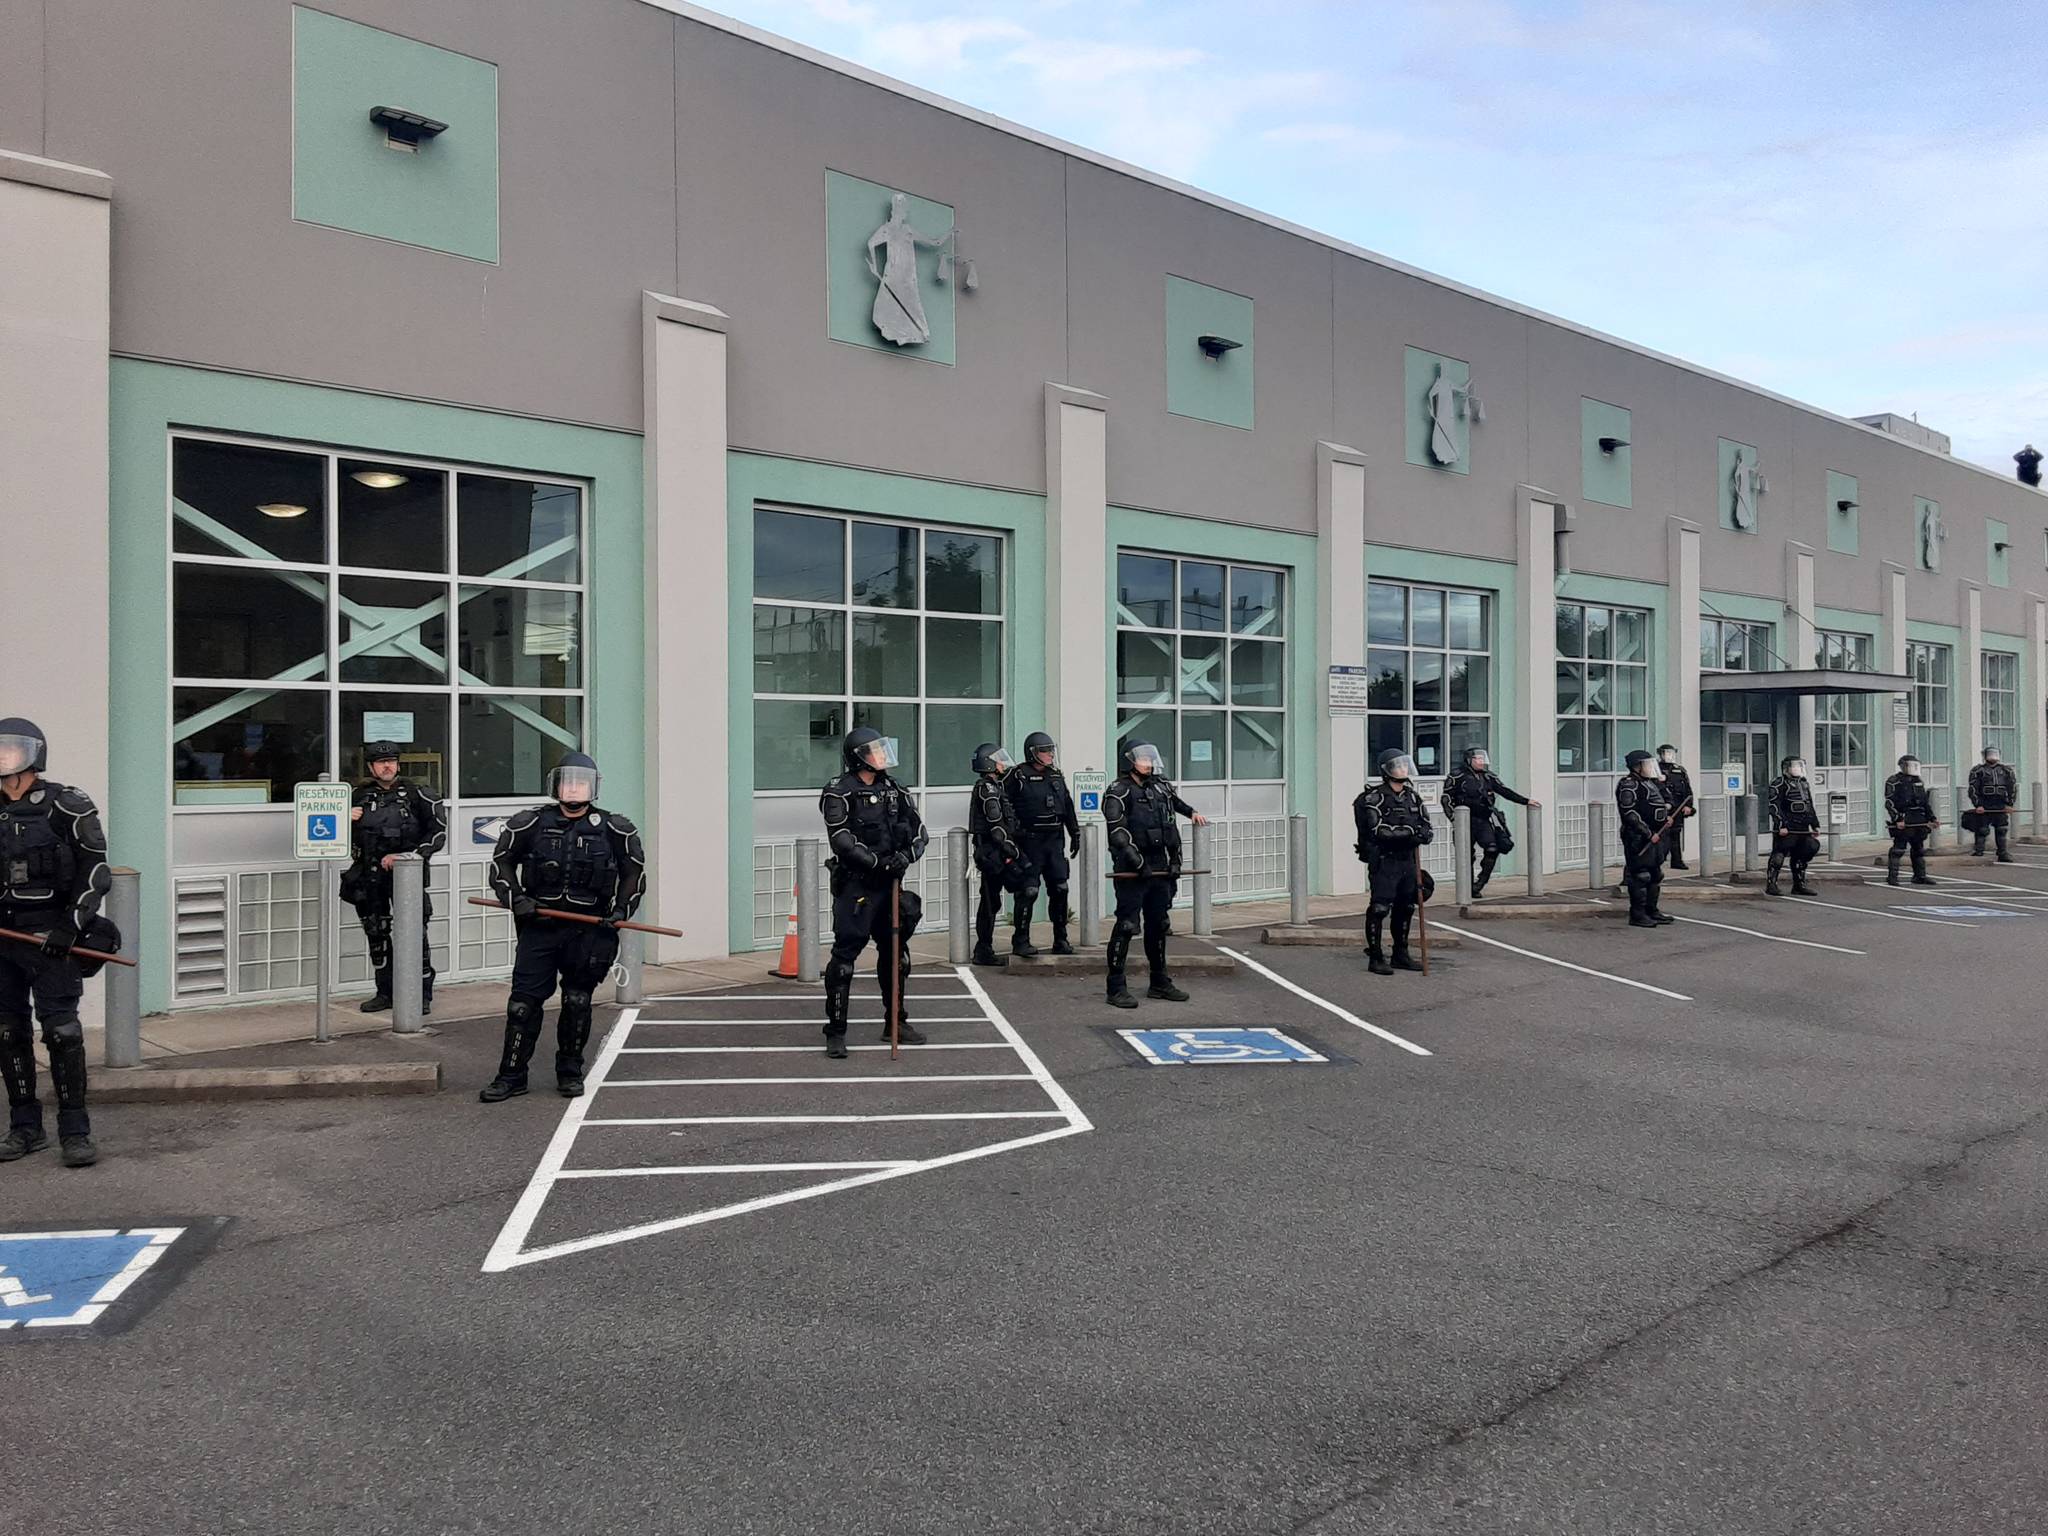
[825,171,955,365]
[112,360,642,1013]
[1988,518,2011,588]
[1717,437,1759,532]
[1915,496,1941,570]
[1826,471,1860,556]
[1403,347,1471,475]
[1581,398,1632,509]
[291,7,499,262]
[725,454,1045,951]
[1165,276,1254,430]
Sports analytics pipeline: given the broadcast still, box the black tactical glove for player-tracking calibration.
[40,924,77,959]
[509,896,539,925]
[1068,835,1081,858]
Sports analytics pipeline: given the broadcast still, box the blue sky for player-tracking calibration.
[704,0,2038,474]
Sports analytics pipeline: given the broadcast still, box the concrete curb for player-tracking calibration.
[1726,868,1872,886]
[86,1062,443,1103]
[1261,925,1463,948]
[996,952,1238,976]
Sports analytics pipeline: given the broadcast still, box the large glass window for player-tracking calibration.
[1983,650,2020,764]
[1700,617,1774,672]
[1364,580,1487,780]
[1814,630,1874,769]
[1117,554,1287,783]
[1555,601,1650,782]
[170,438,587,806]
[751,508,1005,791]
[1907,640,1952,769]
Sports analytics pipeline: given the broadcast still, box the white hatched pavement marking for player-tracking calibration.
[1792,894,1977,927]
[483,969,1089,1272]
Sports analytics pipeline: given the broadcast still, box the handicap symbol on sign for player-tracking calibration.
[1120,1027,1327,1065]
[1080,792,1101,813]
[307,814,338,841]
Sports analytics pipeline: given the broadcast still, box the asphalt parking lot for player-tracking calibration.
[8,857,2048,1535]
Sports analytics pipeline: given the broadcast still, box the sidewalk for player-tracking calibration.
[98,834,1926,1063]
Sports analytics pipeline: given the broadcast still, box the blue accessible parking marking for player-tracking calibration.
[0,1226,206,1335]
[1119,1027,1327,1066]
[1901,905,2031,919]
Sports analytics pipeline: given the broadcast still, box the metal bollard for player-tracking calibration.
[103,867,142,1068]
[1742,797,1759,872]
[1077,823,1101,948]
[390,853,425,1034]
[1586,802,1605,890]
[1452,806,1474,906]
[2033,781,2044,839]
[1696,800,1714,880]
[795,837,821,983]
[1191,819,1214,936]
[613,926,644,1005]
[1950,788,1968,851]
[947,827,971,964]
[1827,817,1841,864]
[1287,814,1309,926]
[1524,802,1544,897]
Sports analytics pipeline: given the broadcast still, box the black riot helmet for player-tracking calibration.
[547,751,600,807]
[1461,744,1490,773]
[1781,754,1807,777]
[971,742,1012,777]
[1898,753,1921,775]
[1377,747,1415,783]
[364,740,402,766]
[1023,731,1056,765]
[1625,748,1659,778]
[0,718,48,777]
[843,727,899,775]
[1120,740,1164,777]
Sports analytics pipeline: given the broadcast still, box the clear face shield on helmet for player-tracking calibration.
[1381,754,1416,783]
[1900,759,1921,778]
[858,737,900,773]
[983,748,1013,775]
[1985,747,2003,764]
[1786,758,1808,778]
[1125,742,1163,776]
[1634,757,1662,778]
[549,764,600,805]
[1659,748,1678,765]
[0,732,41,777]
[1465,751,1490,774]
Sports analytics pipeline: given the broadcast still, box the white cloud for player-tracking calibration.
[1003,38,1208,86]
[863,17,1033,72]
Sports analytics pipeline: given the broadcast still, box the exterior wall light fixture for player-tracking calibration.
[1197,334,1244,359]
[1598,436,1630,454]
[370,106,449,152]
[1836,498,1858,513]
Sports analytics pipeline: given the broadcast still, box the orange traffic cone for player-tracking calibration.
[770,878,802,978]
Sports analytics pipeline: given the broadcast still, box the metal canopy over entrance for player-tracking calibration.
[1700,668,1911,698]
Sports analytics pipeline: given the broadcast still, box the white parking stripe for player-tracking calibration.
[600,1074,1036,1087]
[1583,898,1865,955]
[1214,945,1432,1057]
[580,1112,1068,1127]
[653,992,971,1002]
[555,1162,916,1178]
[619,1043,1015,1054]
[632,1016,991,1025]
[1787,894,1976,927]
[1433,924,1692,1001]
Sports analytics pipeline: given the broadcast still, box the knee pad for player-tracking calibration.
[1367,902,1391,922]
[506,996,543,1028]
[44,1020,84,1050]
[1020,880,1041,906]
[1112,914,1141,941]
[824,957,856,990]
[561,987,593,1015]
[0,1014,29,1045]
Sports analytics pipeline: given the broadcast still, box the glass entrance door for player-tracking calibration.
[1723,723,1772,796]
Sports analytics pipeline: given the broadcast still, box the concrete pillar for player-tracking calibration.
[1514,486,1562,872]
[1785,542,1816,762]
[1959,582,1983,781]
[1317,442,1369,895]
[643,292,731,962]
[2028,596,2048,802]
[1045,385,1111,782]
[1880,563,1909,768]
[0,152,111,1026]
[1666,519,1703,781]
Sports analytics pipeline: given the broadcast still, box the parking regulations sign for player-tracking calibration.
[293,780,353,860]
[1120,1027,1326,1065]
[1721,764,1746,797]
[1073,769,1110,825]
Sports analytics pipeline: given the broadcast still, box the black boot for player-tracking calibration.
[877,947,926,1045]
[1365,908,1394,975]
[556,990,593,1098]
[0,1020,39,1159]
[1010,896,1040,959]
[1886,851,1903,886]
[1627,876,1657,928]
[1792,871,1817,896]
[60,1135,97,1168]
[1049,886,1076,954]
[1390,909,1425,971]
[0,1122,46,1161]
[1144,931,1187,1000]
[45,1021,92,1148]
[1765,856,1783,897]
[359,993,392,1013]
[823,964,852,1058]
[1910,851,1936,885]
[480,998,541,1102]
[971,944,1008,968]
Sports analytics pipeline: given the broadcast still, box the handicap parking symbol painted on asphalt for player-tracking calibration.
[1902,905,2030,919]
[1119,1027,1327,1065]
[0,1226,214,1335]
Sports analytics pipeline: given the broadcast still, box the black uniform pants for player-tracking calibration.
[1889,827,1931,879]
[1469,816,1504,890]
[1768,831,1820,880]
[1664,815,1689,868]
[501,919,619,1079]
[1367,852,1421,954]
[975,857,1036,951]
[0,933,89,1138]
[1622,835,1665,915]
[1108,873,1175,994]
[351,869,435,1001]
[1973,809,2012,856]
[825,878,923,1035]
[1018,828,1071,936]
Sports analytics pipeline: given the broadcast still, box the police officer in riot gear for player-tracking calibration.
[481,752,646,1101]
[1766,754,1822,897]
[0,719,114,1167]
[344,740,446,1014]
[1884,754,1939,886]
[1617,749,1677,928]
[821,727,929,1058]
[968,744,1035,967]
[1657,745,1697,869]
[1355,748,1434,975]
[1004,731,1080,955]
[1968,744,2018,861]
[1102,740,1206,1008]
[1439,745,1536,898]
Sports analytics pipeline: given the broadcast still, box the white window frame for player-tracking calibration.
[1906,639,1953,771]
[1363,578,1491,782]
[1554,600,1652,797]
[1983,649,2020,764]
[1700,616,1774,673]
[1813,630,1875,769]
